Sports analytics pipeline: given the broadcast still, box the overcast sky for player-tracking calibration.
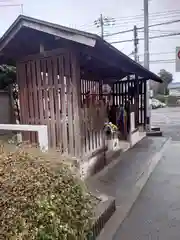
[0,0,180,81]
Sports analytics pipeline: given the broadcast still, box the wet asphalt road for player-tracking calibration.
[151,107,180,141]
[113,107,180,240]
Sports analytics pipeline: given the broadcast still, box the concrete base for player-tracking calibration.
[151,126,161,131]
[130,130,146,147]
[146,130,163,137]
[80,147,107,179]
[81,130,147,179]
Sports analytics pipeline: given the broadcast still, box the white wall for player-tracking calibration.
[169,89,180,96]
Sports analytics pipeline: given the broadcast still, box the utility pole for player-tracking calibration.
[133,25,139,62]
[144,0,151,131]
[94,14,115,39]
[21,4,23,14]
[144,0,150,69]
[100,14,104,38]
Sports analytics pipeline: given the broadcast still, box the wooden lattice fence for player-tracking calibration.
[17,50,108,157]
[17,50,81,156]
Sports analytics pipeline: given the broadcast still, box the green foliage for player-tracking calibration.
[155,94,168,104]
[0,146,96,239]
[0,64,16,89]
[0,64,20,120]
[157,69,173,95]
[166,95,180,106]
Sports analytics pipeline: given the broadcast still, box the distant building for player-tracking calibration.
[168,82,180,96]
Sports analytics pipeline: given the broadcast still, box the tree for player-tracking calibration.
[0,64,16,89]
[157,69,173,95]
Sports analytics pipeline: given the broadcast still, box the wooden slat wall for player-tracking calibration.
[17,50,82,156]
[17,50,147,156]
[135,75,139,128]
[143,81,147,127]
[80,79,106,156]
[113,78,147,128]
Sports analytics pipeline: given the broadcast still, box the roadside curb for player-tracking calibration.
[87,196,116,240]
[97,137,171,240]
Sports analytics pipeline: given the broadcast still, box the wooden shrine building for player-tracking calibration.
[0,15,162,176]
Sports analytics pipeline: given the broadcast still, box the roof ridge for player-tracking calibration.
[0,14,100,44]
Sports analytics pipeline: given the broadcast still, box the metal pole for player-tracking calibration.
[21,4,23,14]
[133,25,138,62]
[144,0,151,131]
[100,14,104,39]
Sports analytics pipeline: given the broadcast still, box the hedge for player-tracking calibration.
[0,145,97,240]
[155,94,167,104]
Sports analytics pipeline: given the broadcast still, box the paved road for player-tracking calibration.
[152,107,180,141]
[113,107,180,240]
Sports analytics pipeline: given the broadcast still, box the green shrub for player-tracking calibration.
[155,94,167,104]
[0,145,96,240]
[167,95,180,106]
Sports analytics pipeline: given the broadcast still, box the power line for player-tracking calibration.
[151,59,175,62]
[115,13,180,22]
[105,19,180,37]
[92,15,180,34]
[113,9,180,21]
[101,10,180,27]
[141,28,180,33]
[0,2,23,13]
[114,15,180,27]
[141,59,175,62]
[150,62,174,64]
[110,31,180,44]
[0,4,21,6]
[80,10,180,33]
[110,20,178,31]
[139,51,175,56]
[140,59,175,64]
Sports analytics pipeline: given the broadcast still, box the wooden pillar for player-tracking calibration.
[17,62,30,126]
[112,82,115,105]
[144,81,147,128]
[71,52,82,157]
[135,74,139,128]
[99,79,103,100]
